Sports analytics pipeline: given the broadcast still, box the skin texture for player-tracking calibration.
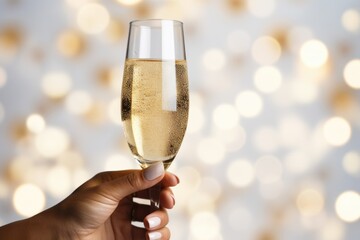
[0,163,178,240]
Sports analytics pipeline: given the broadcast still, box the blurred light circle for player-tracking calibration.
[65,90,93,115]
[296,188,324,217]
[284,151,312,175]
[253,126,279,152]
[13,183,46,217]
[197,137,225,165]
[46,165,72,198]
[8,156,32,182]
[226,30,251,54]
[227,159,255,188]
[104,153,135,170]
[187,192,216,213]
[115,0,142,6]
[57,30,85,57]
[235,90,263,118]
[0,66,6,88]
[200,177,222,200]
[42,72,72,99]
[190,211,221,239]
[342,151,360,175]
[318,218,345,240]
[107,98,122,125]
[252,36,281,65]
[57,150,84,169]
[343,59,360,89]
[202,48,226,71]
[35,127,70,158]
[26,114,46,134]
[288,26,314,54]
[247,0,276,18]
[255,155,282,184]
[77,3,110,34]
[342,9,360,32]
[300,39,329,68]
[335,191,360,222]
[174,167,202,209]
[188,105,205,133]
[215,125,246,152]
[254,66,282,93]
[323,117,351,146]
[290,79,318,104]
[279,114,309,148]
[212,104,239,130]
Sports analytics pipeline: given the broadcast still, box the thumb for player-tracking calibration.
[104,162,165,201]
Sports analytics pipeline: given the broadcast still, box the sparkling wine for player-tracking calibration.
[121,59,189,169]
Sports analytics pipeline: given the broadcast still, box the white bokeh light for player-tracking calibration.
[115,0,142,6]
[300,39,329,68]
[65,90,93,115]
[323,117,351,147]
[202,48,227,71]
[235,90,263,118]
[212,104,239,130]
[342,151,360,176]
[335,191,360,222]
[227,159,255,188]
[255,155,282,184]
[42,72,72,99]
[297,188,324,217]
[342,9,360,32]
[77,3,110,34]
[26,114,46,134]
[35,127,70,158]
[190,211,221,239]
[13,183,46,217]
[343,59,360,89]
[197,137,226,165]
[247,0,276,18]
[108,98,122,125]
[46,165,72,198]
[254,66,282,93]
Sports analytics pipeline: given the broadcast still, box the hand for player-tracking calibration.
[0,162,179,240]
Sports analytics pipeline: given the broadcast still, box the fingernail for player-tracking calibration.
[175,174,180,184]
[148,231,162,240]
[144,162,164,181]
[147,216,161,229]
[171,194,176,205]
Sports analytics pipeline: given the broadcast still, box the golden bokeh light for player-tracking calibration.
[65,90,93,115]
[335,191,360,222]
[0,66,6,88]
[106,19,126,42]
[202,48,227,71]
[190,211,221,239]
[187,192,217,214]
[343,59,360,89]
[77,3,110,34]
[57,150,84,169]
[84,101,106,124]
[35,127,70,158]
[115,0,142,6]
[247,0,276,18]
[255,155,282,184]
[252,36,281,65]
[46,165,72,198]
[26,113,45,134]
[42,72,72,99]
[322,117,351,147]
[254,66,282,93]
[0,26,22,56]
[227,159,255,188]
[341,9,360,32]
[7,156,32,183]
[300,39,329,68]
[226,30,251,54]
[197,137,226,165]
[235,90,263,118]
[212,104,239,130]
[13,183,46,217]
[342,151,360,176]
[296,188,324,217]
[57,30,86,57]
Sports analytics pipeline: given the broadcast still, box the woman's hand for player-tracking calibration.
[0,162,179,240]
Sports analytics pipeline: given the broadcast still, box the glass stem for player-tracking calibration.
[149,182,161,211]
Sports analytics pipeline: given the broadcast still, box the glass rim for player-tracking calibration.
[129,19,183,27]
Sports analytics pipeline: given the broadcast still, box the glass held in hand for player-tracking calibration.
[121,19,189,213]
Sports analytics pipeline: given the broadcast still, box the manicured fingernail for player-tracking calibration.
[147,216,161,229]
[148,231,162,240]
[171,194,176,205]
[144,162,164,181]
[175,175,180,184]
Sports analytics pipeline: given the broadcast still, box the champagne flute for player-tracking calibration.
[121,20,189,211]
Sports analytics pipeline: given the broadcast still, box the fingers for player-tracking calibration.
[160,187,175,209]
[146,227,170,240]
[145,209,171,240]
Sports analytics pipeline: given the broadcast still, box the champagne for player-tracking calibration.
[121,59,189,169]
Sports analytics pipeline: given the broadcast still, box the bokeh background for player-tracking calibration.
[1,0,360,239]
